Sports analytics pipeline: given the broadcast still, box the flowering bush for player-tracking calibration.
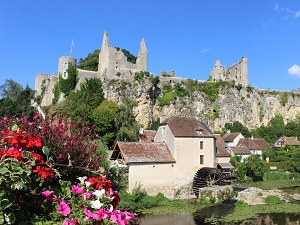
[0,114,136,224]
[41,176,137,224]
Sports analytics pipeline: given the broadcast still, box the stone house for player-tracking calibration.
[273,136,300,149]
[223,132,244,147]
[110,116,217,196]
[237,138,270,157]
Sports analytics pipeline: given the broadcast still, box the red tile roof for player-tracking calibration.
[161,117,213,137]
[214,134,231,157]
[237,138,260,150]
[110,141,175,164]
[252,138,270,149]
[223,132,241,142]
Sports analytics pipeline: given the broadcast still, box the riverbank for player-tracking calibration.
[139,179,300,224]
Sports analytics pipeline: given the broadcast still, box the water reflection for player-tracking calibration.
[141,212,300,225]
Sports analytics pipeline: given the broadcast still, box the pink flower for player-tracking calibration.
[71,185,84,194]
[41,190,54,198]
[62,218,78,225]
[83,208,96,220]
[58,201,71,216]
[80,192,92,200]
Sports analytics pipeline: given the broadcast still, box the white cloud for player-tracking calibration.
[274,3,300,18]
[288,64,300,78]
[200,49,210,53]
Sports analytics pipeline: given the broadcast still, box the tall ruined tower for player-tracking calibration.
[97,30,148,80]
[136,38,148,72]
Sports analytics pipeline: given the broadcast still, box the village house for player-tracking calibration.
[237,138,270,157]
[223,132,244,147]
[110,116,217,196]
[273,136,300,149]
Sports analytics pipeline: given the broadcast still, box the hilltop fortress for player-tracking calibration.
[35,30,248,106]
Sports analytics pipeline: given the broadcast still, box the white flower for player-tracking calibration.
[91,200,103,209]
[85,181,91,188]
[77,176,87,184]
[93,189,106,198]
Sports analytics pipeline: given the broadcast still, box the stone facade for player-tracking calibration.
[210,57,248,87]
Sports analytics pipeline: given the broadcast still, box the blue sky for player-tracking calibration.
[0,1,299,91]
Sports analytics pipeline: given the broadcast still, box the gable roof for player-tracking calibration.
[282,136,300,146]
[160,117,213,137]
[214,134,231,157]
[110,141,175,164]
[252,138,270,149]
[237,138,260,150]
[223,132,241,142]
[230,146,250,155]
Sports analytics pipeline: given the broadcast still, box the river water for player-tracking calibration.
[140,199,300,225]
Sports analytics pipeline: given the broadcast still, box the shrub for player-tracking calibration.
[265,195,281,205]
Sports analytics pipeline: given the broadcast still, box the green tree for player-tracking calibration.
[0,79,23,99]
[115,97,139,142]
[223,121,251,137]
[0,82,35,118]
[77,49,100,71]
[59,77,104,125]
[235,155,266,181]
[287,147,300,172]
[91,100,121,147]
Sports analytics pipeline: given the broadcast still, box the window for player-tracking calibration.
[200,141,204,149]
[63,71,67,79]
[64,62,68,69]
[200,155,204,164]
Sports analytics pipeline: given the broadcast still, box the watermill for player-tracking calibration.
[192,167,225,197]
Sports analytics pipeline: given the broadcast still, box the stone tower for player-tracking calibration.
[58,56,77,79]
[136,38,148,72]
[97,30,148,80]
[209,57,248,87]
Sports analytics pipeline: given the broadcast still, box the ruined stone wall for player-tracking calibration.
[227,57,248,86]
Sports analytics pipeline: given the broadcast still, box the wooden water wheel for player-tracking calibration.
[192,167,225,197]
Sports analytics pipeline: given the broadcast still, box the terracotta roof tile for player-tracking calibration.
[161,117,213,137]
[111,142,175,164]
[237,138,260,150]
[252,138,270,149]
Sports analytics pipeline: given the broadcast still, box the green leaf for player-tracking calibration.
[22,150,33,161]
[42,146,50,157]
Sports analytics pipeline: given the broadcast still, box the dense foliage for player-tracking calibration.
[0,80,35,118]
[77,49,100,71]
[234,155,266,181]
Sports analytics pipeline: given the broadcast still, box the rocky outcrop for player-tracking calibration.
[103,77,300,132]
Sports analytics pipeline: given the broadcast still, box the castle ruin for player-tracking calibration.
[210,57,248,86]
[35,30,248,106]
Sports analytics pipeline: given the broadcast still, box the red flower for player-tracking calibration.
[33,166,54,180]
[30,151,44,163]
[110,191,121,208]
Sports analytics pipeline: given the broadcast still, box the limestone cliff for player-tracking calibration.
[101,76,300,132]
